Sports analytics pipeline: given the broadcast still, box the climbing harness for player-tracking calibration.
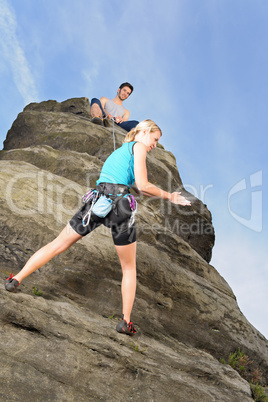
[81,183,137,228]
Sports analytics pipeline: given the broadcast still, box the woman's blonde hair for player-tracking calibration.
[124,119,162,143]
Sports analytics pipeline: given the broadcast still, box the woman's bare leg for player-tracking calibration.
[14,224,82,283]
[115,242,137,323]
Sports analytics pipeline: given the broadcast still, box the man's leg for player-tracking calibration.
[90,98,106,119]
[117,120,139,132]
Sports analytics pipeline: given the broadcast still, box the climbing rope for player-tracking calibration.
[111,117,116,151]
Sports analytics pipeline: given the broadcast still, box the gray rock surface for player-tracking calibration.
[0,289,253,402]
[0,98,267,401]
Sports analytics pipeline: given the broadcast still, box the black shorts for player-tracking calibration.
[69,196,136,246]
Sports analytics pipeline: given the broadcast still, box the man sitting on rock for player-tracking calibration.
[90,82,139,132]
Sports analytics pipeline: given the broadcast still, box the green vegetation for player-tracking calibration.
[130,341,147,354]
[250,383,268,402]
[227,348,252,374]
[33,286,43,296]
[220,349,267,402]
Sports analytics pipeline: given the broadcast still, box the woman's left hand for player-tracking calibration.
[170,192,191,206]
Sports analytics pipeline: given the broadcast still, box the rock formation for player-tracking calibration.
[0,98,267,401]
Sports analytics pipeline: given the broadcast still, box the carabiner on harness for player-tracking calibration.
[82,190,99,227]
[81,189,95,204]
[126,194,137,227]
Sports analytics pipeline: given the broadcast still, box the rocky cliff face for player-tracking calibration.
[0,98,267,401]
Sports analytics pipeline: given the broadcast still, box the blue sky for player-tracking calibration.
[1,0,267,339]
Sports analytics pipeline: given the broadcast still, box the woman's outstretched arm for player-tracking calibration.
[134,142,191,206]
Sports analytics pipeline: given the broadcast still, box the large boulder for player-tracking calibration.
[0,98,267,400]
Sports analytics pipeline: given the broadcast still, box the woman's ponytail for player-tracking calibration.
[124,120,162,143]
[125,127,137,142]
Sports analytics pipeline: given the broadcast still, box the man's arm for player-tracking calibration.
[122,109,130,122]
[115,109,130,124]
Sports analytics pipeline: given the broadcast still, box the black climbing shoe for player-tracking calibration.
[5,274,20,292]
[91,117,104,126]
[116,315,136,335]
[103,117,112,128]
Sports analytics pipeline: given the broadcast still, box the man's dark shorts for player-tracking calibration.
[69,197,136,246]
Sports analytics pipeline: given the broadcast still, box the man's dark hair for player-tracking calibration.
[119,82,134,94]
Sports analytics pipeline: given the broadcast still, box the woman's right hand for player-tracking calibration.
[170,192,191,206]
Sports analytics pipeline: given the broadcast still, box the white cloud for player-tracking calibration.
[0,0,38,104]
[82,64,101,94]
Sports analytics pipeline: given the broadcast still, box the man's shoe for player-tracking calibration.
[103,117,112,128]
[116,315,136,335]
[5,274,20,292]
[91,117,104,126]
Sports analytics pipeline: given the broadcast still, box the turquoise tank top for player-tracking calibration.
[96,142,136,187]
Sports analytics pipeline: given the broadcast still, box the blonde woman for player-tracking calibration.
[5,120,191,335]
